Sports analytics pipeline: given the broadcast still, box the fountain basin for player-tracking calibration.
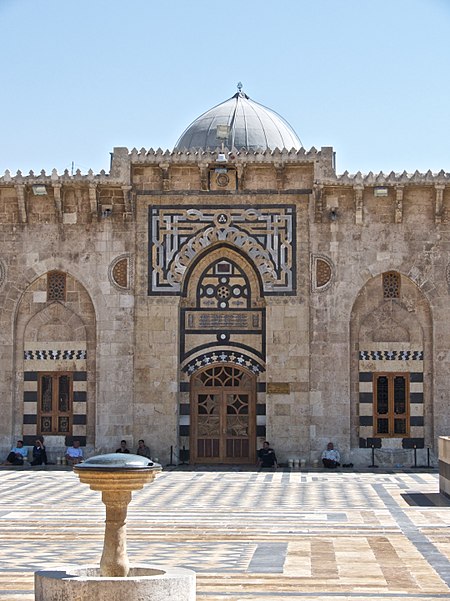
[35,564,196,601]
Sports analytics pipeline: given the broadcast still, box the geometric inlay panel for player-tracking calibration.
[148,205,296,295]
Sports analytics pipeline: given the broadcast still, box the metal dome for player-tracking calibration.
[174,85,302,152]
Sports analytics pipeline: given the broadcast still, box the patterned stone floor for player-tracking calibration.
[0,467,450,600]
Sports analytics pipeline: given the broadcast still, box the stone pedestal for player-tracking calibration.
[35,565,196,601]
[33,453,196,600]
[439,436,450,497]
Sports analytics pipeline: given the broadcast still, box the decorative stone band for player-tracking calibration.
[182,350,265,375]
[359,350,423,361]
[24,349,87,360]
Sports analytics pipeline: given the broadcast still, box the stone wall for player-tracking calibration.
[0,146,448,466]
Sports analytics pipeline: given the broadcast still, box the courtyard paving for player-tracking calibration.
[0,466,450,600]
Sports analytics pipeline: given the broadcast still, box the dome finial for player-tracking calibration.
[237,81,243,93]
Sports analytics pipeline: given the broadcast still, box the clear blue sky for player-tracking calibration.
[1,0,449,176]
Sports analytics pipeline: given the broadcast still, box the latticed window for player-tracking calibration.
[47,271,66,301]
[38,372,73,435]
[374,373,409,436]
[383,271,400,299]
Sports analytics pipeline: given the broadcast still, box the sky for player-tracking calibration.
[1,0,449,176]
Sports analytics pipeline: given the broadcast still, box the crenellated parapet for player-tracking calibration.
[127,146,336,193]
[0,167,121,185]
[128,145,327,164]
[0,166,131,225]
[1,148,449,225]
[327,169,450,186]
[317,169,450,225]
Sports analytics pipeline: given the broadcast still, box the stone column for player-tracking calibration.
[100,490,132,577]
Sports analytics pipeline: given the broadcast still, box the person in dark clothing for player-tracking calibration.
[116,440,130,453]
[31,438,48,465]
[136,439,151,458]
[257,441,277,468]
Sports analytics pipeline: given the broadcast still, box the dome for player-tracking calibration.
[174,86,302,152]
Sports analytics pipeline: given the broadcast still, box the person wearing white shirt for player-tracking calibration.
[65,440,83,465]
[322,442,340,468]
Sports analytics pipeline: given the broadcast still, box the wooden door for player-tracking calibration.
[191,365,256,464]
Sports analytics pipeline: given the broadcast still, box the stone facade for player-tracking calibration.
[0,141,449,466]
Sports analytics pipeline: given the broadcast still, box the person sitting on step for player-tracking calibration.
[116,440,130,453]
[31,437,48,466]
[322,442,340,468]
[136,439,151,458]
[257,441,278,469]
[65,440,83,466]
[4,440,28,466]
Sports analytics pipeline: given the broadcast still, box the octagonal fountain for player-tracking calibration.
[34,453,196,601]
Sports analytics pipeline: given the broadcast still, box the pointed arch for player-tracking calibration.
[13,271,96,450]
[350,271,432,450]
[181,242,265,307]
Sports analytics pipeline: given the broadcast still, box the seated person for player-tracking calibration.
[5,440,28,465]
[322,442,340,468]
[136,439,151,458]
[116,440,130,453]
[31,438,48,466]
[257,441,277,468]
[65,440,83,465]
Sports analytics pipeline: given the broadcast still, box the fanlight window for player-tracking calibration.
[193,365,253,389]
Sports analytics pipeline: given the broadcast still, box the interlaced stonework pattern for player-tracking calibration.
[149,205,296,295]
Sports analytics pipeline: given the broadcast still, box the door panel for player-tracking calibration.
[196,393,220,459]
[191,366,255,464]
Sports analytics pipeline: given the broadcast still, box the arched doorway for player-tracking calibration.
[14,270,96,450]
[190,364,256,464]
[350,271,432,452]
